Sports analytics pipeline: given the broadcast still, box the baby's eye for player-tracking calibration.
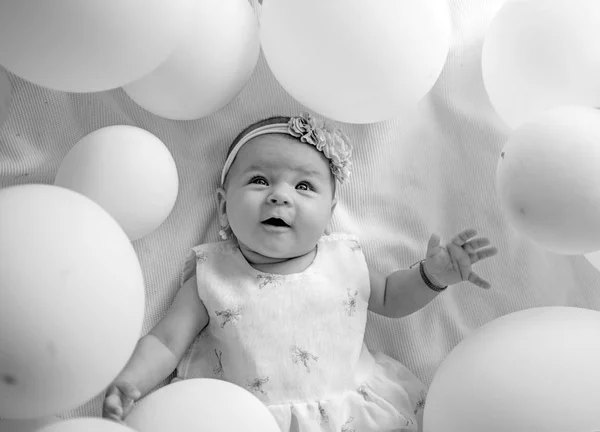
[250,176,268,186]
[296,182,314,191]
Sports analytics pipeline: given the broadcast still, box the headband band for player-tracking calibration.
[220,112,352,186]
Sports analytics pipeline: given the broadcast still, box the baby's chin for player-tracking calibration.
[239,238,314,263]
[248,244,306,262]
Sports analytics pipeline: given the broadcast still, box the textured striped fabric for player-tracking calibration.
[1,0,599,421]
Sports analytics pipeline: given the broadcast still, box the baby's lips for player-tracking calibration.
[261,216,291,227]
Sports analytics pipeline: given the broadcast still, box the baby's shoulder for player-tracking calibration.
[180,239,238,287]
[320,231,363,252]
[317,233,368,280]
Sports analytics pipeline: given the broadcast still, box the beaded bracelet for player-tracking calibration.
[410,259,448,292]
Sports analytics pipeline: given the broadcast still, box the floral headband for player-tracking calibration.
[220,112,353,186]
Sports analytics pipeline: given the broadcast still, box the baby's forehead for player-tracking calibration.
[242,133,304,152]
[235,134,329,169]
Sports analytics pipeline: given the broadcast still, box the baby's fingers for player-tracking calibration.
[103,412,124,424]
[121,382,141,401]
[467,271,491,289]
[102,393,123,418]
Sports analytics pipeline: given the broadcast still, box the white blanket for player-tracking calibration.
[1,0,599,419]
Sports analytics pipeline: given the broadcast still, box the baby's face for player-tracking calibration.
[219,134,336,260]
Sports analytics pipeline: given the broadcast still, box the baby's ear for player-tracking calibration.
[216,187,228,227]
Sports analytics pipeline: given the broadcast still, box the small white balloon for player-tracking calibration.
[37,418,137,432]
[0,0,193,92]
[423,307,600,432]
[54,125,179,241]
[482,0,600,129]
[125,379,280,432]
[0,185,145,419]
[124,0,259,120]
[496,106,600,255]
[0,65,12,129]
[260,0,451,124]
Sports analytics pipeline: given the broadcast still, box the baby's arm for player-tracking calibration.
[367,265,440,319]
[103,275,208,420]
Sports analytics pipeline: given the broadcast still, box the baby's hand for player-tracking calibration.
[102,381,141,423]
[424,228,498,289]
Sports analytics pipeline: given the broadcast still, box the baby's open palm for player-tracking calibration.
[425,228,498,289]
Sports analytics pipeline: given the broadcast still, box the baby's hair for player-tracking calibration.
[224,115,337,195]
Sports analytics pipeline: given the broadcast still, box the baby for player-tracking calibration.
[103,113,498,431]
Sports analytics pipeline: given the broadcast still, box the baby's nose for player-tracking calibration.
[268,190,291,205]
[270,196,289,205]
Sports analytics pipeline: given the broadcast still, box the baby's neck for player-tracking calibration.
[239,245,317,275]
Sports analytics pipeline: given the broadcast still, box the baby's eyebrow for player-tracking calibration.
[295,166,324,177]
[243,163,268,173]
[244,163,325,178]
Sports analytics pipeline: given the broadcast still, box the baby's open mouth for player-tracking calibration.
[261,217,290,227]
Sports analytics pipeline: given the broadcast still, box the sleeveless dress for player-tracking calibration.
[176,232,426,431]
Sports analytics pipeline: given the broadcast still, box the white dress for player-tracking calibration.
[176,232,426,431]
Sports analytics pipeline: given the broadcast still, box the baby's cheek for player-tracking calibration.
[301,205,331,237]
[231,195,258,218]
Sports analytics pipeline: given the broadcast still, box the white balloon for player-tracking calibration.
[585,251,600,272]
[0,65,12,129]
[125,379,280,432]
[496,106,600,255]
[482,0,600,129]
[54,125,179,241]
[260,0,451,124]
[0,415,60,432]
[0,0,194,92]
[37,418,137,432]
[0,185,145,419]
[423,307,600,432]
[124,0,259,120]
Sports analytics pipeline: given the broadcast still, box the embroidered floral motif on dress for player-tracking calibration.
[195,251,207,263]
[291,345,319,372]
[414,394,427,414]
[247,376,270,395]
[344,290,359,316]
[257,273,284,289]
[215,307,242,328]
[318,402,330,425]
[212,349,224,378]
[350,240,361,252]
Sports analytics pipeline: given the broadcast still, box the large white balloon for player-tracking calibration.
[423,306,600,432]
[37,418,137,432]
[124,0,259,120]
[496,106,600,255]
[0,65,12,129]
[260,0,451,124]
[0,0,193,92]
[0,185,145,419]
[54,125,179,241]
[0,415,60,432]
[585,251,600,272]
[125,379,280,432]
[482,0,600,129]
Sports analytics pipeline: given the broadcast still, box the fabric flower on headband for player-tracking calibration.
[288,112,352,184]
